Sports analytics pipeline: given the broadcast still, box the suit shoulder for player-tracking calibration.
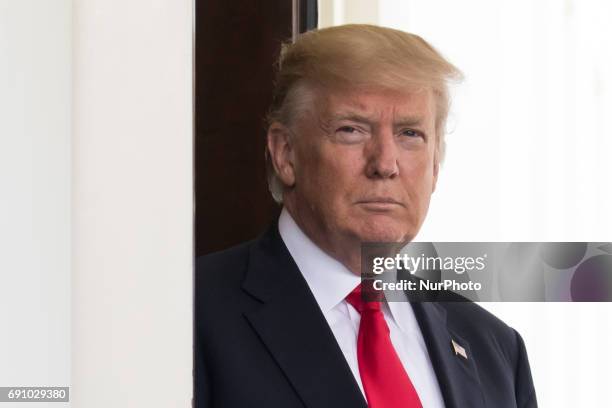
[196,240,252,272]
[439,301,536,404]
[429,290,516,339]
[195,240,253,296]
[441,301,516,339]
[440,301,524,365]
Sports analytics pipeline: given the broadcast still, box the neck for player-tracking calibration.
[282,203,362,276]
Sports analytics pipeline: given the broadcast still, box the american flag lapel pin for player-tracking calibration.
[451,339,468,360]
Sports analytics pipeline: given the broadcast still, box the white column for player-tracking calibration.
[72,1,193,406]
[0,0,72,399]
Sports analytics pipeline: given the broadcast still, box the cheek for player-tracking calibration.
[400,154,435,202]
[320,150,364,200]
[303,144,361,186]
[294,145,344,206]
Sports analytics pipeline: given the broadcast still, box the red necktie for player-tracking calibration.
[346,284,422,408]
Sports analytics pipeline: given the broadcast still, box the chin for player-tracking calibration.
[352,220,413,243]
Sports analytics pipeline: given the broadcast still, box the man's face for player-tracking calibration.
[283,86,439,251]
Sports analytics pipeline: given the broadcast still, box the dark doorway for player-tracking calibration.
[195,1,317,256]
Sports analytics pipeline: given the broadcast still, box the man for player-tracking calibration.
[195,24,537,407]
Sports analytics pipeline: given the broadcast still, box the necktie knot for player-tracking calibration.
[346,283,382,313]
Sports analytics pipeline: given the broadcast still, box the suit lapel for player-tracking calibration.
[411,302,486,408]
[242,224,367,408]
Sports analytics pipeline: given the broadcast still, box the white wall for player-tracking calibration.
[71,0,193,407]
[0,1,71,407]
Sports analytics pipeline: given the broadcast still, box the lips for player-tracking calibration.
[355,197,405,207]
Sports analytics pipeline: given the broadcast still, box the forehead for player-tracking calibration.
[316,87,436,124]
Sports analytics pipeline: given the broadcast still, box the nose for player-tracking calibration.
[365,129,399,179]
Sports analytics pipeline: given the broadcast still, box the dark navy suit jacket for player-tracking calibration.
[194,222,537,407]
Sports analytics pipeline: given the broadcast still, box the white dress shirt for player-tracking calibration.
[278,208,446,407]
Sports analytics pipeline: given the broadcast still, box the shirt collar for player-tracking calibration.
[278,207,360,313]
[278,208,415,336]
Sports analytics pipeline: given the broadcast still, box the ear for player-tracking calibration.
[267,122,296,187]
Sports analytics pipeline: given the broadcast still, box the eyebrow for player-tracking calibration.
[328,111,425,127]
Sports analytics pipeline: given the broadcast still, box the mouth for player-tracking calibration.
[355,197,405,211]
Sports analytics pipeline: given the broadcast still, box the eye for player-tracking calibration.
[337,126,358,133]
[400,129,423,138]
[333,125,369,144]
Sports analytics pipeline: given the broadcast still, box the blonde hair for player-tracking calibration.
[266,24,463,203]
